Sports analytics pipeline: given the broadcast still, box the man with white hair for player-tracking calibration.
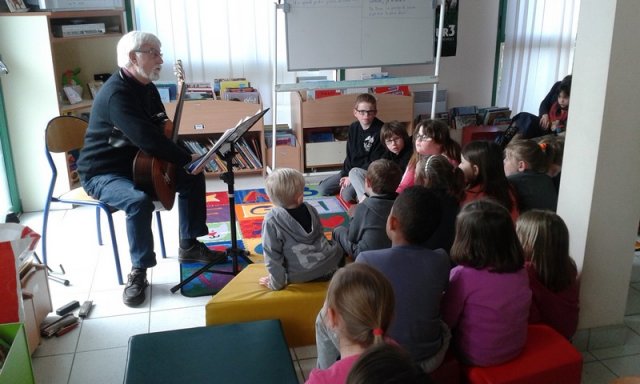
[77,31,226,307]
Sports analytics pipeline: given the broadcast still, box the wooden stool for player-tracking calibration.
[464,324,583,384]
[205,263,328,347]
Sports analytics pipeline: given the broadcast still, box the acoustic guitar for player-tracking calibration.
[132,60,187,210]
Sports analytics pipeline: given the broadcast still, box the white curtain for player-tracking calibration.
[496,0,581,115]
[132,0,316,126]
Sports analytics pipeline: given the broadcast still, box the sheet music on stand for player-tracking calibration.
[184,108,270,175]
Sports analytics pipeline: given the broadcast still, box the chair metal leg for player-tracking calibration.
[95,206,104,245]
[155,211,167,259]
[101,206,123,285]
[41,200,52,266]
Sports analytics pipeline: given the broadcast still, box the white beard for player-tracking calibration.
[136,66,161,82]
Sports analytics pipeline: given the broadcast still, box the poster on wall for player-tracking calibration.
[435,0,459,57]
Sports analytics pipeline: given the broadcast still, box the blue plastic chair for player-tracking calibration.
[42,115,166,285]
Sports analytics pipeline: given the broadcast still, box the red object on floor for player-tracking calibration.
[430,350,462,384]
[464,324,583,384]
[461,125,503,147]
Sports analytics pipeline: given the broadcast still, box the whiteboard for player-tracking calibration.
[284,0,435,71]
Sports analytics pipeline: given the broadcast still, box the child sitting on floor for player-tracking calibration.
[516,210,580,339]
[319,186,451,374]
[503,139,558,212]
[414,154,466,253]
[459,140,519,220]
[318,93,386,202]
[350,120,412,202]
[332,159,402,259]
[396,119,461,193]
[346,343,431,384]
[306,263,396,384]
[441,199,531,366]
[259,168,343,290]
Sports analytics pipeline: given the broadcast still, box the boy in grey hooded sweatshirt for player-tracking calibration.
[332,159,403,259]
[259,168,344,290]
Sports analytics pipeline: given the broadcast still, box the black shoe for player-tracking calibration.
[178,242,228,264]
[123,268,148,307]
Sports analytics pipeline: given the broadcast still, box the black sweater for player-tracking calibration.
[341,118,385,177]
[78,69,191,182]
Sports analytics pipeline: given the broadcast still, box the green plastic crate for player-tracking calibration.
[0,323,34,384]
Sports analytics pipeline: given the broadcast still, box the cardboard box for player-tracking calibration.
[305,142,346,168]
[0,323,35,384]
[20,264,52,354]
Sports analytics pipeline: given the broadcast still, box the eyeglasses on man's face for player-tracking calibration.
[135,48,163,58]
[355,109,377,116]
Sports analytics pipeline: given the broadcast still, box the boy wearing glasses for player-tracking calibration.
[350,120,412,202]
[318,93,385,203]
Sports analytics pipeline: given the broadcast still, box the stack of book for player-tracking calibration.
[181,136,262,173]
[478,106,512,126]
[265,124,297,148]
[185,82,214,99]
[449,105,479,130]
[223,87,260,104]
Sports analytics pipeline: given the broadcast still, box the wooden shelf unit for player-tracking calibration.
[165,99,267,176]
[291,92,415,172]
[0,10,126,210]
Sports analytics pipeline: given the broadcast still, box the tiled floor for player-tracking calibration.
[15,175,640,383]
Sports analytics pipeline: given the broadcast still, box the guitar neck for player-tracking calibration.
[170,80,188,142]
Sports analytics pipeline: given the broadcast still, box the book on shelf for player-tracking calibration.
[265,125,297,148]
[480,106,512,125]
[449,105,479,129]
[314,89,341,99]
[217,79,251,97]
[240,137,263,168]
[185,82,214,99]
[223,91,260,104]
[454,115,479,131]
[372,85,411,96]
[184,108,269,175]
[248,136,263,163]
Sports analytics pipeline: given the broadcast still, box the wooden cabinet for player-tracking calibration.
[291,92,415,172]
[165,99,266,176]
[0,10,125,211]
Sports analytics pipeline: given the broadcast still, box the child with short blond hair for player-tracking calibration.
[259,168,343,290]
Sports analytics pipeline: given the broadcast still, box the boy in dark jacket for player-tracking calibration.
[332,159,402,259]
[318,93,386,202]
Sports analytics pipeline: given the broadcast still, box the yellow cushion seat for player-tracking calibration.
[205,263,328,347]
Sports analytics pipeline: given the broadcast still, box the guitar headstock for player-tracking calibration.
[173,60,185,85]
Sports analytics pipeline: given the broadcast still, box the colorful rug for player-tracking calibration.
[179,184,350,297]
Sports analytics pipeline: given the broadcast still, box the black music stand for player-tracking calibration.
[170,108,269,294]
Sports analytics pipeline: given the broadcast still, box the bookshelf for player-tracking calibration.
[0,9,126,210]
[291,92,415,172]
[165,99,266,176]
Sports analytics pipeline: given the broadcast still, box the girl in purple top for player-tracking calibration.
[307,263,396,384]
[441,199,532,366]
[516,210,580,339]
